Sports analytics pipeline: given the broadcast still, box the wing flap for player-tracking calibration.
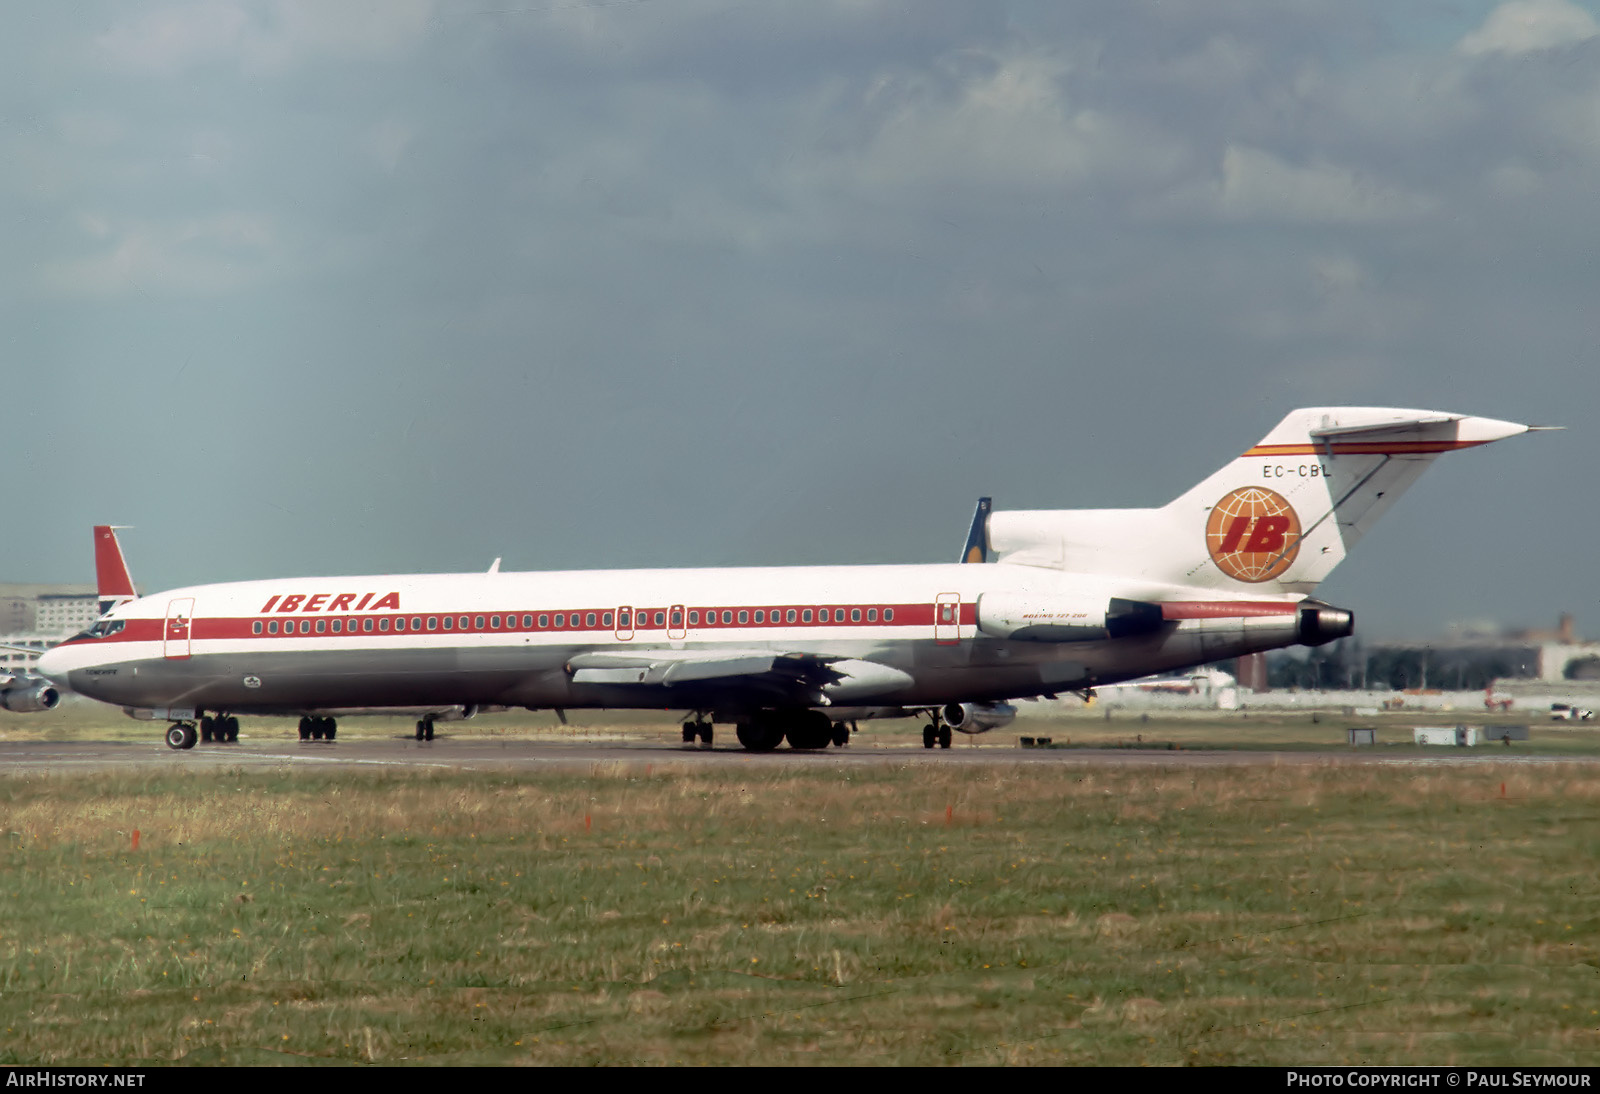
[567,649,787,687]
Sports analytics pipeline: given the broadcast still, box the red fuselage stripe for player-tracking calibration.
[59,601,978,647]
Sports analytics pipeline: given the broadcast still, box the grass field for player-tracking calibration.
[2,747,1598,1065]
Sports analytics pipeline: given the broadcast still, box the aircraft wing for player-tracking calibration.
[565,648,913,703]
[567,648,806,686]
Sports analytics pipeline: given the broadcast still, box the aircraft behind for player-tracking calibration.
[37,407,1543,751]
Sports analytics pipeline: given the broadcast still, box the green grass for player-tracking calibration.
[1,762,1598,1065]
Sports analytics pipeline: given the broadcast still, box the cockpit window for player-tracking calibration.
[72,619,126,641]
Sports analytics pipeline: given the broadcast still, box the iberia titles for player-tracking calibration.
[259,592,401,613]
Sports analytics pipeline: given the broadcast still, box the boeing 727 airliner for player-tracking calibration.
[35,407,1541,751]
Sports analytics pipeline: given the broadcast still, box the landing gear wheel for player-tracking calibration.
[939,725,953,749]
[736,722,783,752]
[322,717,337,741]
[682,723,697,744]
[309,718,324,741]
[831,722,849,747]
[223,716,240,742]
[298,716,312,741]
[165,723,198,750]
[199,716,215,743]
[923,723,937,749]
[783,710,832,750]
[698,722,713,746]
[415,718,435,741]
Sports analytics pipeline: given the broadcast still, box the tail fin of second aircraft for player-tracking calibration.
[988,408,1537,595]
[958,498,991,563]
[94,526,138,614]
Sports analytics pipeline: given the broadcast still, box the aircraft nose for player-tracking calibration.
[35,645,66,680]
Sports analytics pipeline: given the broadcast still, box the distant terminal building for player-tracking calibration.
[0,583,107,672]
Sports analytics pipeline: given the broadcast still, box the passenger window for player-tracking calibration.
[412,617,422,631]
[364,618,374,632]
[491,616,501,629]
[523,615,533,628]
[786,609,796,623]
[444,616,454,630]
[688,611,698,625]
[301,620,312,634]
[395,618,406,632]
[332,620,343,633]
[586,612,596,628]
[802,609,812,623]
[722,610,732,624]
[380,618,390,632]
[474,615,485,629]
[620,610,631,627]
[253,621,263,635]
[754,610,764,624]
[602,612,612,627]
[851,609,861,622]
[884,608,894,622]
[867,609,877,622]
[427,617,438,631]
[267,621,278,635]
[538,614,549,628]
[555,614,565,627]
[738,610,748,624]
[654,611,664,626]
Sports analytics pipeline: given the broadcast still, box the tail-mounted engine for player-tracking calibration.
[976,593,1164,642]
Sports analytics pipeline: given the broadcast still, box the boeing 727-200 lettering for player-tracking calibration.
[37,407,1543,751]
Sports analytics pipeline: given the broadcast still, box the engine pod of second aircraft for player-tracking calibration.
[974,592,1165,642]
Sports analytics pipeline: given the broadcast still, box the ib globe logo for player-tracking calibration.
[1205,487,1302,583]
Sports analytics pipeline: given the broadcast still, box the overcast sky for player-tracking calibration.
[5,0,1597,638]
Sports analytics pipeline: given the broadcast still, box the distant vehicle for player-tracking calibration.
[1549,703,1594,721]
[38,407,1540,752]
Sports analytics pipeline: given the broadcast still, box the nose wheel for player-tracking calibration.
[164,723,199,751]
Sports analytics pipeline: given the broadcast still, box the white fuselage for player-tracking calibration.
[38,561,1313,720]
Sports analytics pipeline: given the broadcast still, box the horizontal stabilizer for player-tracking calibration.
[988,407,1542,596]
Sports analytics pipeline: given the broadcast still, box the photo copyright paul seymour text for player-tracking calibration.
[1288,1075,1592,1088]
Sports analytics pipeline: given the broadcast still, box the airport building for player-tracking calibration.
[0,583,103,672]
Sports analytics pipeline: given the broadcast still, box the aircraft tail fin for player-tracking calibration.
[94,526,138,614]
[958,498,991,563]
[988,408,1538,595]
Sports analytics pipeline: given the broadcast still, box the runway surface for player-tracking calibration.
[0,736,1594,774]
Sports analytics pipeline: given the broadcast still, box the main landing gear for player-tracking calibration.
[733,710,854,752]
[414,717,435,741]
[681,720,713,747]
[922,721,953,750]
[200,715,239,743]
[164,714,240,750]
[298,716,338,741]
